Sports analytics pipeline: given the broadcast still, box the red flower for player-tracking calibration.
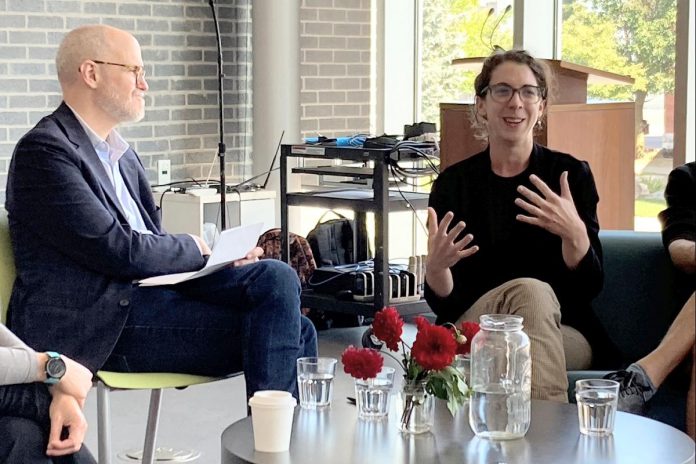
[372,306,404,352]
[411,317,457,371]
[455,321,481,355]
[341,346,384,380]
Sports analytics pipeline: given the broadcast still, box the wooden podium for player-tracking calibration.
[439,59,636,230]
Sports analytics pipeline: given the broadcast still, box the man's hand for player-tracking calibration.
[190,234,212,256]
[46,393,88,457]
[425,207,478,298]
[232,247,264,267]
[52,356,93,407]
[515,172,590,269]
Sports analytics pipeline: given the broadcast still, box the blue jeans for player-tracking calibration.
[101,259,318,397]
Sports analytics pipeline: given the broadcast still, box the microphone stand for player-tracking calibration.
[209,0,227,230]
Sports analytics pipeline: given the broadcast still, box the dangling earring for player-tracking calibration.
[535,119,543,129]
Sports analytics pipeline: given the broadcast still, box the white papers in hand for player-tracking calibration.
[138,222,264,286]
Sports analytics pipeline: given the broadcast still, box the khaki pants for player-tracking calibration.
[456,278,592,403]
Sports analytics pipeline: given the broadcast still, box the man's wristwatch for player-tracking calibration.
[44,351,67,385]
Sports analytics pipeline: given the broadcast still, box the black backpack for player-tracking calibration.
[306,211,370,266]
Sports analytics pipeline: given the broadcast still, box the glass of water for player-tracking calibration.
[354,367,395,419]
[297,357,337,409]
[575,379,620,436]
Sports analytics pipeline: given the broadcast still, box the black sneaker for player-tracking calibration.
[603,364,656,415]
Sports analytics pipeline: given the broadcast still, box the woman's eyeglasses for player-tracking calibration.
[483,83,545,103]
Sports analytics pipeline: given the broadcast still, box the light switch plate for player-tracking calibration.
[157,159,171,186]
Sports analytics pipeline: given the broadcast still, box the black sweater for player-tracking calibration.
[425,144,603,336]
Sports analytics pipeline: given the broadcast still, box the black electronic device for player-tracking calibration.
[228,130,284,192]
[308,265,419,303]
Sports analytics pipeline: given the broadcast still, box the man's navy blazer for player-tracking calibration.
[5,103,206,371]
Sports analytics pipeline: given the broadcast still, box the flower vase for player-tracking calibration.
[399,383,434,434]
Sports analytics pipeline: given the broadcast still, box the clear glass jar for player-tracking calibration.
[398,382,434,434]
[469,314,531,440]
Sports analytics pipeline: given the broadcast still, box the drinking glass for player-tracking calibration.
[296,357,337,409]
[575,379,620,436]
[354,367,395,419]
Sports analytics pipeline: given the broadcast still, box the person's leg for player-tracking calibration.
[561,325,592,371]
[636,292,695,388]
[0,416,52,464]
[456,278,569,402]
[102,259,317,398]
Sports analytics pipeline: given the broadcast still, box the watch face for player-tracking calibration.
[46,357,67,379]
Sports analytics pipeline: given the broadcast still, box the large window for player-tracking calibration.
[561,0,678,231]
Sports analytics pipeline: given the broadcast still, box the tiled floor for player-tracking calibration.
[81,325,410,463]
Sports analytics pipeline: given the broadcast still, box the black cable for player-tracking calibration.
[388,164,429,236]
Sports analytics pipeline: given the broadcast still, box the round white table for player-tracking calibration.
[221,398,695,464]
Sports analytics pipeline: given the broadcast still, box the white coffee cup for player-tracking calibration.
[248,390,297,452]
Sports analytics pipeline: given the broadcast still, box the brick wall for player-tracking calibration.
[300,0,372,138]
[0,0,253,204]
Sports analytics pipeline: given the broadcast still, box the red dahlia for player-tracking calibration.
[341,346,384,380]
[411,317,457,371]
[372,306,404,352]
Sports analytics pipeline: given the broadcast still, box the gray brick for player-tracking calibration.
[186,35,215,48]
[346,117,370,129]
[304,0,331,7]
[66,17,101,30]
[9,95,45,109]
[171,50,203,62]
[185,5,210,18]
[171,20,203,33]
[153,34,186,47]
[318,37,347,49]
[301,64,318,77]
[143,109,170,122]
[188,64,218,77]
[171,79,202,91]
[0,46,26,60]
[142,49,169,63]
[318,91,347,103]
[334,24,365,37]
[300,36,319,49]
[46,95,63,107]
[347,10,370,23]
[304,77,332,90]
[153,5,185,18]
[136,139,170,153]
[334,104,361,117]
[319,118,347,131]
[347,91,370,102]
[319,9,348,22]
[0,112,28,126]
[300,8,318,21]
[187,122,217,135]
[0,31,6,44]
[10,31,46,45]
[304,50,334,63]
[304,105,334,118]
[28,79,60,93]
[0,14,25,28]
[145,78,169,92]
[120,4,152,16]
[319,64,346,76]
[83,3,116,15]
[137,19,170,33]
[155,94,187,106]
[10,63,46,75]
[0,98,6,110]
[170,137,202,150]
[347,37,370,49]
[154,64,186,78]
[7,0,44,12]
[187,93,218,106]
[305,22,333,36]
[27,16,64,29]
[335,0,362,8]
[172,108,203,121]
[154,123,187,138]
[46,1,80,13]
[0,80,28,92]
[28,46,57,60]
[334,50,361,63]
[301,92,318,104]
[119,125,153,139]
[347,64,370,76]
[334,77,361,90]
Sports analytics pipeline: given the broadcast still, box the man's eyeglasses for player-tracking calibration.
[90,60,146,81]
[482,83,545,103]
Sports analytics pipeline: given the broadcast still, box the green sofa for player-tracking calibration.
[568,230,693,430]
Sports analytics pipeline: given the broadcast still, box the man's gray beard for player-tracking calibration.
[96,88,145,124]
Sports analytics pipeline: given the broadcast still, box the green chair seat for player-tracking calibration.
[96,370,218,390]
